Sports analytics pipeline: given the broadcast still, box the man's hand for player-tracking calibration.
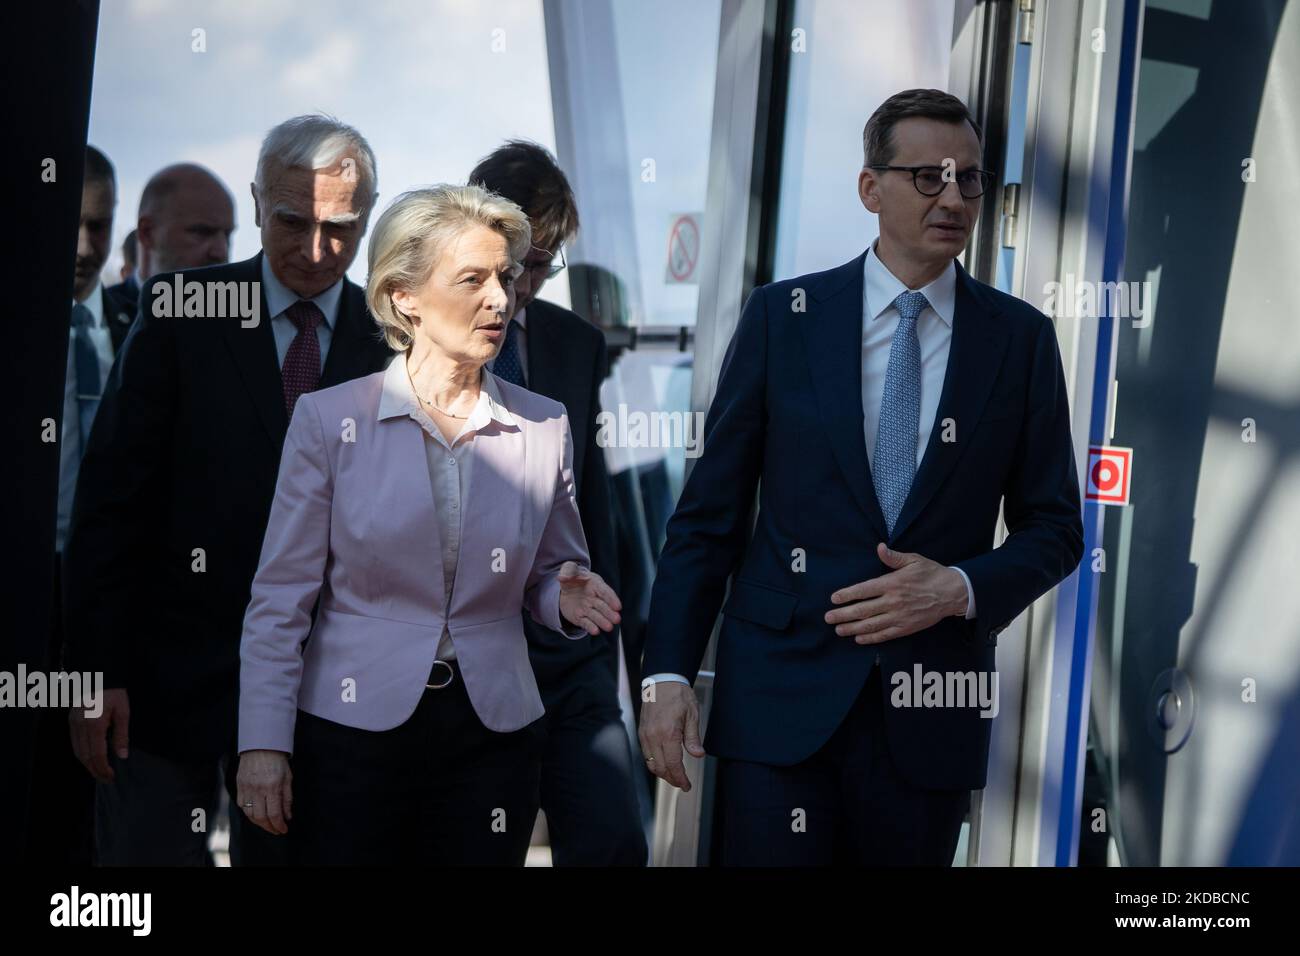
[637,681,705,792]
[237,750,293,836]
[825,543,969,645]
[70,687,130,783]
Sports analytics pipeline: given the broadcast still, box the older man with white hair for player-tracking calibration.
[63,114,393,866]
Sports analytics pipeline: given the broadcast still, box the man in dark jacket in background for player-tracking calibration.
[64,115,392,866]
[471,141,647,865]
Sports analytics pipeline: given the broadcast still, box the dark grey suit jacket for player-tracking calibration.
[520,298,622,690]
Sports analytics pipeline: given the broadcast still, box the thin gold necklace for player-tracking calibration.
[406,360,474,419]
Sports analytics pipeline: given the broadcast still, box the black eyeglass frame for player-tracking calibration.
[867,164,997,199]
[522,244,567,281]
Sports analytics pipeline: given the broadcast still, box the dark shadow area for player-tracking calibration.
[6,2,102,866]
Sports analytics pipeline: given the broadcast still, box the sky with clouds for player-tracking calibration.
[87,0,940,325]
[89,0,558,288]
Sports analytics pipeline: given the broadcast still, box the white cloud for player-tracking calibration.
[279,33,360,94]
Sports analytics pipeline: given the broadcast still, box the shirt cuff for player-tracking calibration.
[949,566,977,619]
[642,673,690,688]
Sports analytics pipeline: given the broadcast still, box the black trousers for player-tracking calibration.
[95,746,288,866]
[536,652,647,866]
[47,553,285,867]
[24,703,95,866]
[720,662,971,866]
[289,661,543,866]
[23,555,95,866]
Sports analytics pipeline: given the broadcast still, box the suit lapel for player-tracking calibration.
[889,263,1010,541]
[800,252,889,539]
[219,253,287,446]
[523,304,557,398]
[223,260,384,450]
[520,303,589,486]
[102,288,134,354]
[321,279,381,388]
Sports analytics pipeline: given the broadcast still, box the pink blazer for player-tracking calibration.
[238,360,590,755]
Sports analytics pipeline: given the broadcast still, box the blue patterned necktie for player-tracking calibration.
[873,290,929,536]
[493,318,526,387]
[71,303,102,455]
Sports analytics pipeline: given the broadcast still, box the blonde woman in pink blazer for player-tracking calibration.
[234,184,621,865]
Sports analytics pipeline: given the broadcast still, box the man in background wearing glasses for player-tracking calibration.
[639,89,1083,865]
[470,142,647,866]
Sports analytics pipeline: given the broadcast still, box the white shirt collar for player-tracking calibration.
[378,353,518,430]
[259,254,341,329]
[75,282,105,327]
[862,240,957,327]
[513,306,527,330]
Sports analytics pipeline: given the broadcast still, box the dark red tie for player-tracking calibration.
[282,300,323,417]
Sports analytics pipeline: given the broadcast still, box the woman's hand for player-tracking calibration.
[558,561,623,635]
[236,749,293,835]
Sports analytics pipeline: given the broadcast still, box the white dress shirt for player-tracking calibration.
[380,355,519,661]
[261,256,340,368]
[57,284,115,552]
[860,240,956,470]
[644,243,975,690]
[486,306,528,385]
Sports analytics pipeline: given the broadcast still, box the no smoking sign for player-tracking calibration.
[1086,445,1133,505]
[665,213,701,285]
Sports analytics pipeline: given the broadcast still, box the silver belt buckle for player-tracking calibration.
[425,659,454,690]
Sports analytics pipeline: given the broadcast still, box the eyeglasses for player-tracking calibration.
[868,165,996,199]
[521,245,567,281]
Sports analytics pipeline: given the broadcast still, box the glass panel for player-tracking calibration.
[773,0,958,279]
[601,347,696,558]
[550,0,720,598]
[557,0,721,331]
[1089,0,1300,866]
[608,1,720,329]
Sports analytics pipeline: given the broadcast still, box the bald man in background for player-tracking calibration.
[108,162,235,304]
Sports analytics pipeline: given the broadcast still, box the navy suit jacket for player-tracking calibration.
[519,298,622,690]
[101,283,135,354]
[642,251,1084,790]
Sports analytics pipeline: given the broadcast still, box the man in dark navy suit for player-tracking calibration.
[638,89,1084,865]
[470,141,647,866]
